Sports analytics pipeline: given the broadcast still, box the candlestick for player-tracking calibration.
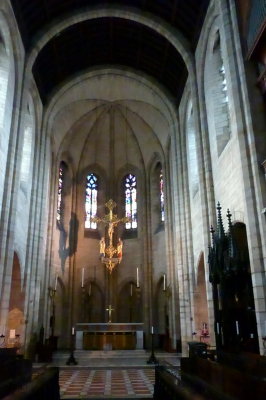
[163,274,166,291]
[10,329,16,339]
[54,275,58,291]
[81,268,84,288]
[236,321,239,335]
[137,267,139,288]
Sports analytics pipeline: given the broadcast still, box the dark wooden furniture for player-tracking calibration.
[180,353,266,400]
[0,348,32,399]
[154,352,266,400]
[208,204,259,354]
[3,367,60,400]
[83,331,136,350]
[154,365,207,400]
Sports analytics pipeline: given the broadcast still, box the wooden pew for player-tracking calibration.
[0,348,32,398]
[181,353,266,400]
[3,367,60,400]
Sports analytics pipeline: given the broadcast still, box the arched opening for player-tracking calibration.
[0,34,9,128]
[154,276,169,350]
[193,253,209,341]
[83,281,105,323]
[53,278,65,349]
[117,281,141,323]
[7,253,25,347]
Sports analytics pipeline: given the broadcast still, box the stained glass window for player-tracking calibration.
[160,170,165,222]
[125,174,137,229]
[57,162,65,222]
[85,173,98,229]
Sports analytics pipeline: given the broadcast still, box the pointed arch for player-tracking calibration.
[193,253,209,338]
[7,253,25,344]
[85,173,98,229]
[205,28,231,157]
[124,173,137,230]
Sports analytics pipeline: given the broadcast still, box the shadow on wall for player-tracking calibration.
[57,212,79,272]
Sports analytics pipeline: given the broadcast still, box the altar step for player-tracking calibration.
[50,349,181,368]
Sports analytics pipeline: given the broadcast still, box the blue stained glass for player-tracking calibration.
[85,173,98,229]
[124,174,137,229]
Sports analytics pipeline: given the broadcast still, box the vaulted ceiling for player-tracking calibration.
[11,0,210,105]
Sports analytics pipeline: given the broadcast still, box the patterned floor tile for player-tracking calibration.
[59,368,155,398]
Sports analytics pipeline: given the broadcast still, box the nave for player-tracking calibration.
[34,350,180,399]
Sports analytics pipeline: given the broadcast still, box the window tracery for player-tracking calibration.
[124,174,137,229]
[85,173,98,229]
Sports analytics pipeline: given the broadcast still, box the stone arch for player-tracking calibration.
[53,276,65,348]
[185,96,199,198]
[148,155,165,230]
[117,164,143,238]
[77,163,108,241]
[82,280,105,323]
[0,11,16,210]
[204,28,231,158]
[117,280,142,323]
[7,252,25,346]
[154,275,169,350]
[20,95,35,187]
[26,7,193,79]
[193,252,209,338]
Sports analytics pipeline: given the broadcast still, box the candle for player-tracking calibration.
[151,326,154,334]
[163,274,166,291]
[10,329,16,339]
[236,321,239,335]
[54,275,58,291]
[72,326,75,335]
[81,268,84,288]
[137,267,139,288]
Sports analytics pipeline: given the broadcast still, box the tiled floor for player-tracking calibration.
[59,368,155,398]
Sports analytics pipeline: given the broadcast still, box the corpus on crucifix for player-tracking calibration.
[92,199,130,273]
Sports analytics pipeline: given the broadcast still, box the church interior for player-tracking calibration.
[0,0,266,399]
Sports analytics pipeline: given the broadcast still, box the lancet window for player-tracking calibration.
[85,173,98,229]
[0,36,9,128]
[124,174,137,229]
[160,170,165,222]
[209,32,231,155]
[57,162,66,222]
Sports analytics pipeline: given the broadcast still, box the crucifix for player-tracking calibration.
[92,199,130,324]
[106,304,114,323]
[92,199,129,273]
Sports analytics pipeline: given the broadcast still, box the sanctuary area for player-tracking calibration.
[0,0,265,399]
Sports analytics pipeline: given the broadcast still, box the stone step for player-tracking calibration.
[48,350,181,367]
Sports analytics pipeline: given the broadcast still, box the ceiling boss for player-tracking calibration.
[92,199,130,273]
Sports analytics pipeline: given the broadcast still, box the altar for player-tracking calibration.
[75,323,144,350]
